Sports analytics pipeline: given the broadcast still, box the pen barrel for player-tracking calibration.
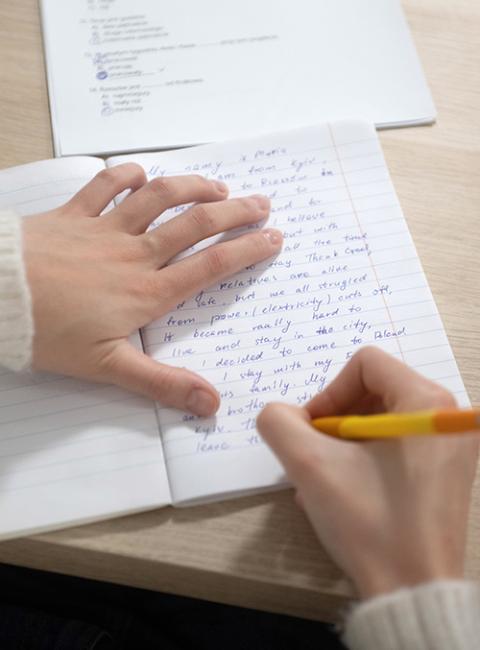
[340,413,435,438]
[312,409,480,439]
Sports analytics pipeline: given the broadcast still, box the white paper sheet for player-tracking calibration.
[40,0,435,156]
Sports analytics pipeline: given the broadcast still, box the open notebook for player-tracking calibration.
[40,0,436,156]
[0,121,467,540]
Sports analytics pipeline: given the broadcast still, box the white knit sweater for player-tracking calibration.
[1,210,480,649]
[343,581,480,649]
[0,210,33,370]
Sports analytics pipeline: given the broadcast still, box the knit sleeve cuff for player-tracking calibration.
[343,580,480,650]
[0,210,33,371]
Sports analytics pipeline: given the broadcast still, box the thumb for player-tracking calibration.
[257,402,341,485]
[102,342,220,416]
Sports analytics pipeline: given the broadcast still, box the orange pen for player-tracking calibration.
[311,409,480,439]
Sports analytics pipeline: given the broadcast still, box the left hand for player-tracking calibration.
[24,163,282,416]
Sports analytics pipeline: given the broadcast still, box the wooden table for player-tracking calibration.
[0,0,479,623]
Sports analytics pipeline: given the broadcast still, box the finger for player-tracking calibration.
[102,342,220,416]
[152,228,283,313]
[66,163,147,217]
[305,346,456,419]
[257,402,341,485]
[147,195,270,265]
[104,174,229,234]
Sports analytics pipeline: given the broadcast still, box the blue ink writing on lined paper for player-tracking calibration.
[132,122,466,477]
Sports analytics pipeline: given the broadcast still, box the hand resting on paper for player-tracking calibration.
[257,347,479,599]
[23,163,282,416]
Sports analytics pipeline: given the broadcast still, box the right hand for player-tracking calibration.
[257,347,479,599]
[23,163,282,416]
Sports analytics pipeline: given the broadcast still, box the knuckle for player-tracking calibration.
[190,204,215,235]
[191,174,217,196]
[205,246,228,276]
[192,173,209,188]
[149,176,173,198]
[96,167,122,190]
[138,235,157,259]
[95,345,124,383]
[121,162,146,185]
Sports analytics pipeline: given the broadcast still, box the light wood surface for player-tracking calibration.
[0,0,479,623]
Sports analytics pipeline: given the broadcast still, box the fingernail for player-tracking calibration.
[186,388,218,416]
[262,228,283,247]
[251,194,270,211]
[214,180,228,194]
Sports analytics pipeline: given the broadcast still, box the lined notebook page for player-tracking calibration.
[0,157,170,540]
[110,121,468,505]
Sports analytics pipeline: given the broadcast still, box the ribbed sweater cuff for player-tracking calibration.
[343,580,480,650]
[0,211,33,370]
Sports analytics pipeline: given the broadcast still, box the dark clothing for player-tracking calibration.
[0,563,346,649]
